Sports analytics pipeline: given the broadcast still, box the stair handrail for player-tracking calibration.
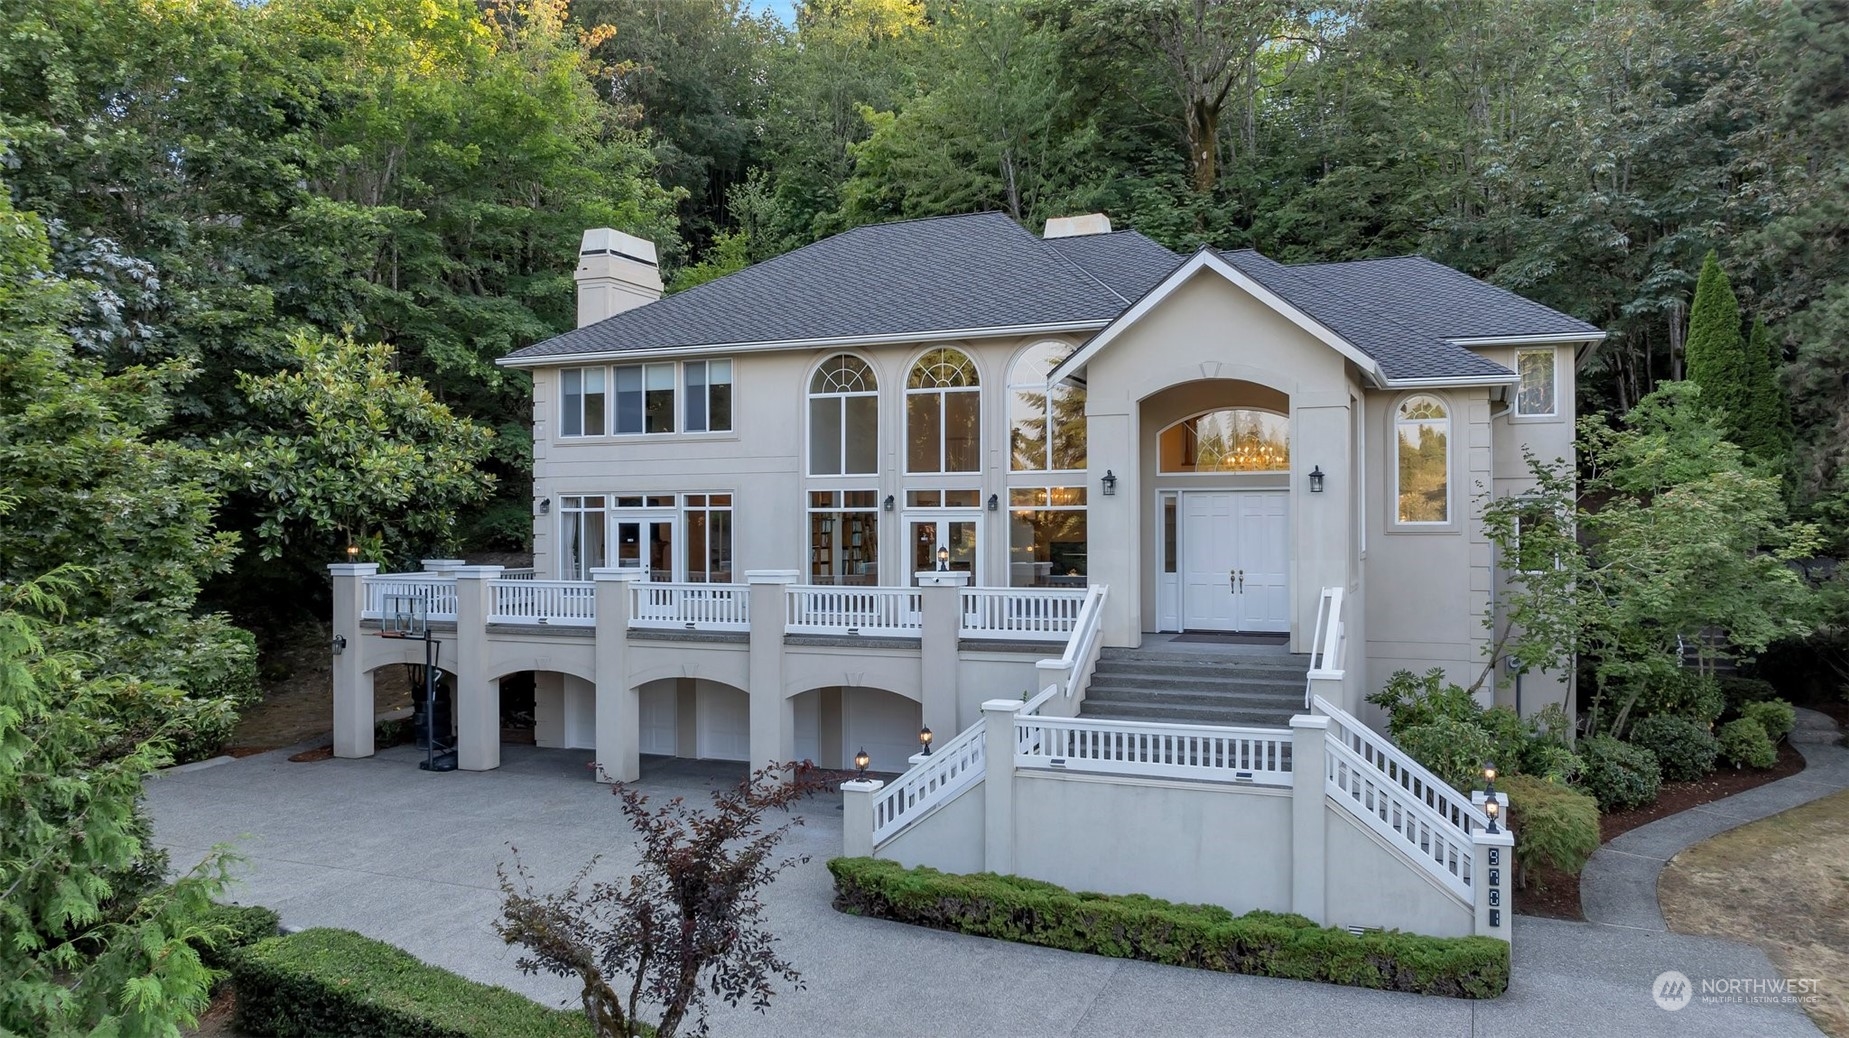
[870,719,985,846]
[1304,585,1346,708]
[1312,694,1491,836]
[1038,583,1109,699]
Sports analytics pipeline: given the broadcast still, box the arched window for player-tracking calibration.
[906,347,980,473]
[1009,342,1086,471]
[1395,395,1450,524]
[809,355,879,475]
[1157,409,1290,473]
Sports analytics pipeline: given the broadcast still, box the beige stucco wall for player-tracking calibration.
[1323,804,1475,936]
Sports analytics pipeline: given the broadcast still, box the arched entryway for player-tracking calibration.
[634,678,751,761]
[1141,380,1293,635]
[790,685,922,775]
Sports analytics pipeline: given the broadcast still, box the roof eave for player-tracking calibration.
[496,320,1114,369]
[1382,372,1521,389]
[1446,331,1607,347]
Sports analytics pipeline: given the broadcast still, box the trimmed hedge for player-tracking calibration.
[1625,715,1719,783]
[828,857,1509,999]
[1718,718,1777,769]
[193,902,281,970]
[231,928,592,1037]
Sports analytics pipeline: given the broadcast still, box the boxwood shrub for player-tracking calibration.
[1717,675,1778,711]
[231,928,593,1037]
[1575,734,1661,811]
[1718,718,1778,769]
[828,857,1509,999]
[192,902,281,970]
[1740,699,1796,743]
[1502,774,1599,885]
[1624,715,1719,783]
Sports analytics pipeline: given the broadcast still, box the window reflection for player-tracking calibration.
[1157,409,1290,473]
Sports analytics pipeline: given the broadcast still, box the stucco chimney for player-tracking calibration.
[1043,213,1113,238]
[575,228,663,328]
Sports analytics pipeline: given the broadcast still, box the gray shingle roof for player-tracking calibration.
[1218,250,1517,382]
[503,213,1167,362]
[1292,255,1601,342]
[501,212,1600,385]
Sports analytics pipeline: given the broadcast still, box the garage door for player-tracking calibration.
[638,685,677,756]
[696,683,750,761]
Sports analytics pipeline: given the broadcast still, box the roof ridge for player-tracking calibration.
[1288,253,1432,269]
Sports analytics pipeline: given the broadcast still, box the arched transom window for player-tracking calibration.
[1157,409,1290,473]
[808,354,879,475]
[906,347,980,473]
[1009,342,1086,471]
[1395,395,1450,524]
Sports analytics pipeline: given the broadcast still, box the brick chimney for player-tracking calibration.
[575,228,663,328]
[1043,214,1113,238]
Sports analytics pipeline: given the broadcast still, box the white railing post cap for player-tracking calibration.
[1472,827,1514,849]
[589,567,646,582]
[421,558,466,570]
[449,565,504,578]
[1034,658,1067,672]
[744,569,802,584]
[1289,714,1332,730]
[840,778,885,793]
[328,562,381,576]
[981,698,1023,713]
[914,570,971,587]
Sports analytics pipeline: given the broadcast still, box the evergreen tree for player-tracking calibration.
[1741,317,1795,466]
[1683,251,1748,436]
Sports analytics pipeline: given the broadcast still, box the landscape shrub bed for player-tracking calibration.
[1577,735,1662,811]
[1741,699,1796,742]
[1501,774,1599,886]
[1625,715,1719,782]
[230,928,592,1037]
[1718,718,1778,769]
[192,902,281,969]
[828,858,1509,999]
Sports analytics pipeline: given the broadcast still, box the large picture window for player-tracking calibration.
[1009,342,1086,471]
[809,355,879,475]
[906,347,980,473]
[560,495,608,579]
[1009,486,1087,588]
[1157,409,1289,473]
[1395,395,1450,524]
[1516,348,1557,417]
[807,490,880,585]
[560,368,606,437]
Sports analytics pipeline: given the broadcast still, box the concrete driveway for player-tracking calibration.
[147,745,1824,1038]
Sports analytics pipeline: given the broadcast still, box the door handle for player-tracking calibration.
[1238,569,1245,593]
[1229,570,1236,592]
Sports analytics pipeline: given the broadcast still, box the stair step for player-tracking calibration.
[1078,700,1297,728]
[1084,686,1303,710]
[1093,655,1308,675]
[1086,671,1305,693]
[1100,649,1311,666]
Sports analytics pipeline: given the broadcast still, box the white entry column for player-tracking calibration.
[746,570,798,775]
[452,565,503,771]
[591,567,642,783]
[328,562,378,759]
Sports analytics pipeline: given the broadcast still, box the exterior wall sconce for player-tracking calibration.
[883,494,895,512]
[1101,470,1118,496]
[539,497,551,515]
[919,725,934,756]
[1308,466,1325,493]
[987,493,999,512]
[331,634,348,655]
[936,546,950,571]
[854,747,870,776]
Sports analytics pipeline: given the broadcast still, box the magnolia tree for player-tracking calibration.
[496,764,831,1038]
[1478,383,1820,733]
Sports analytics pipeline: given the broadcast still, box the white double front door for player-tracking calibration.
[1179,491,1289,632]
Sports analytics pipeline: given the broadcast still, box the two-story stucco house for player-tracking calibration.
[331,210,1600,781]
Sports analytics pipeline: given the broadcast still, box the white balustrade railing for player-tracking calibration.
[1039,584,1108,699]
[361,575,458,621]
[1313,695,1490,839]
[959,587,1086,639]
[1324,735,1474,902]
[630,583,750,631]
[487,579,596,626]
[871,719,986,846]
[786,586,922,636]
[1014,714,1293,786]
[1305,585,1346,707]
[499,568,537,580]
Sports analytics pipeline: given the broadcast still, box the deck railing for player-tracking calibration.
[499,568,537,580]
[871,718,987,845]
[786,585,923,636]
[361,575,459,622]
[959,587,1086,640]
[487,579,596,626]
[1305,585,1347,707]
[1014,714,1293,786]
[631,583,751,631]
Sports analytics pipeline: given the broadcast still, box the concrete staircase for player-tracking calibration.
[1079,646,1309,728]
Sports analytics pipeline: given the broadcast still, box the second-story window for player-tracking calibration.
[1009,342,1085,471]
[685,360,733,433]
[809,355,879,475]
[561,368,606,437]
[906,347,980,473]
[615,362,676,434]
[1516,348,1557,417]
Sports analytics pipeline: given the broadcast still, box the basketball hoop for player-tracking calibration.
[381,593,429,639]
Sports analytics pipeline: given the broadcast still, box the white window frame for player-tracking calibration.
[1007,341,1085,473]
[807,354,880,476]
[1155,408,1291,474]
[683,360,734,434]
[1391,393,1453,528]
[559,367,607,438]
[904,347,981,475]
[1514,347,1558,419]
